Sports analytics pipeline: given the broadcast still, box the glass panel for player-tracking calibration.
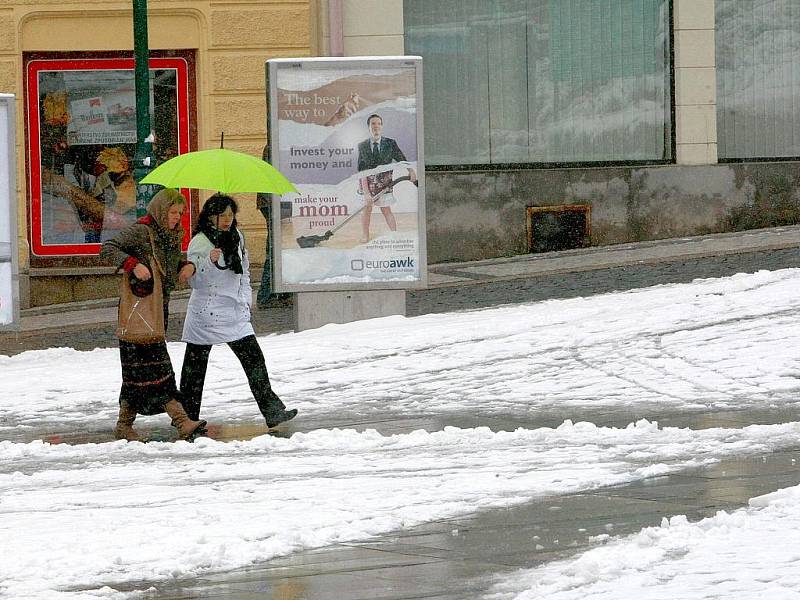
[717,0,800,158]
[405,0,672,165]
[487,0,529,163]
[404,0,490,164]
[37,67,179,246]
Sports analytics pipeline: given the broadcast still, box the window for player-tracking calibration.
[716,0,800,159]
[26,56,191,257]
[404,0,673,166]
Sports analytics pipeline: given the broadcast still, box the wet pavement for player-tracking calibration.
[20,405,800,600]
[135,449,797,600]
[4,226,800,598]
[115,413,800,600]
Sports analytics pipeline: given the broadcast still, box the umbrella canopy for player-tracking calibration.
[140,148,298,194]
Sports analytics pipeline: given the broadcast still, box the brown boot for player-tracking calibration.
[164,399,207,440]
[114,401,143,442]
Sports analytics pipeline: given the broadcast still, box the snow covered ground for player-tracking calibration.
[1,269,799,599]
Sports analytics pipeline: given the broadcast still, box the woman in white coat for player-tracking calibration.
[179,194,297,430]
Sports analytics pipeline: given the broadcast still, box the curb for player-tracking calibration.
[4,226,800,341]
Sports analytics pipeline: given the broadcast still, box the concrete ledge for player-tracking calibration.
[295,289,406,332]
[428,225,800,286]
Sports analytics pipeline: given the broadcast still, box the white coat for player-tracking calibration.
[181,229,255,345]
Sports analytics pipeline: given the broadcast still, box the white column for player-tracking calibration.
[295,1,409,331]
[674,0,718,165]
[342,0,404,56]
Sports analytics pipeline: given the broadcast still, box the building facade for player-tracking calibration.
[2,0,799,307]
[407,0,800,261]
[3,0,319,307]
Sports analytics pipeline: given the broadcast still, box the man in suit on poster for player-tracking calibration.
[356,113,408,244]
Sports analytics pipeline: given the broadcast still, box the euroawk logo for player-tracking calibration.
[351,257,415,271]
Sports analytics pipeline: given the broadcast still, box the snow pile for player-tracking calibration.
[2,269,800,598]
[488,485,800,600]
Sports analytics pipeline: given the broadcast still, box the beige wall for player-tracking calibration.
[319,0,403,57]
[204,2,314,260]
[674,0,718,165]
[2,0,316,306]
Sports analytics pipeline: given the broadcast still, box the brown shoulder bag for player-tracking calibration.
[115,228,166,344]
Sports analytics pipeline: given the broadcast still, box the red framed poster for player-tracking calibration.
[26,57,191,257]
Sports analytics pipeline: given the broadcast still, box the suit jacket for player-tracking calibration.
[357,137,407,172]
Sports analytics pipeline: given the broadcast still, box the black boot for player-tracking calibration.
[230,335,297,427]
[265,407,298,429]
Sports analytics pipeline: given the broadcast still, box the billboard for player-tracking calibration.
[267,57,426,292]
[1,94,19,329]
[26,57,191,257]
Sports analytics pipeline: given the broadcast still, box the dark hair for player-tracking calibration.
[193,193,238,236]
[366,113,382,126]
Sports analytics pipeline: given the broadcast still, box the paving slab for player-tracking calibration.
[2,244,799,356]
[3,226,800,346]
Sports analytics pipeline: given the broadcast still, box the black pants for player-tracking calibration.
[257,206,274,306]
[180,335,285,422]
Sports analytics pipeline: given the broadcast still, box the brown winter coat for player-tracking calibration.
[100,218,186,297]
[100,189,190,416]
[100,188,189,299]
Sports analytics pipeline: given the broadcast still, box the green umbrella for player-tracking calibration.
[140,148,298,194]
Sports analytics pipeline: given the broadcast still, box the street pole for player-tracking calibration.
[132,0,155,217]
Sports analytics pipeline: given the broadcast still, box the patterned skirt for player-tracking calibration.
[118,340,178,415]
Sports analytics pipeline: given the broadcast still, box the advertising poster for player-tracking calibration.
[1,94,19,328]
[268,57,426,291]
[64,72,144,146]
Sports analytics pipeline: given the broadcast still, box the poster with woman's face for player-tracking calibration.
[268,57,426,292]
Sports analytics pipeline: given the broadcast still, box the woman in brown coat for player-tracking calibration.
[101,188,205,441]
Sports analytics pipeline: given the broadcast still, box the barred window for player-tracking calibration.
[716,0,800,159]
[404,0,673,166]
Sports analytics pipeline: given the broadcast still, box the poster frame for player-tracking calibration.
[25,56,192,257]
[266,56,427,293]
[0,93,20,331]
